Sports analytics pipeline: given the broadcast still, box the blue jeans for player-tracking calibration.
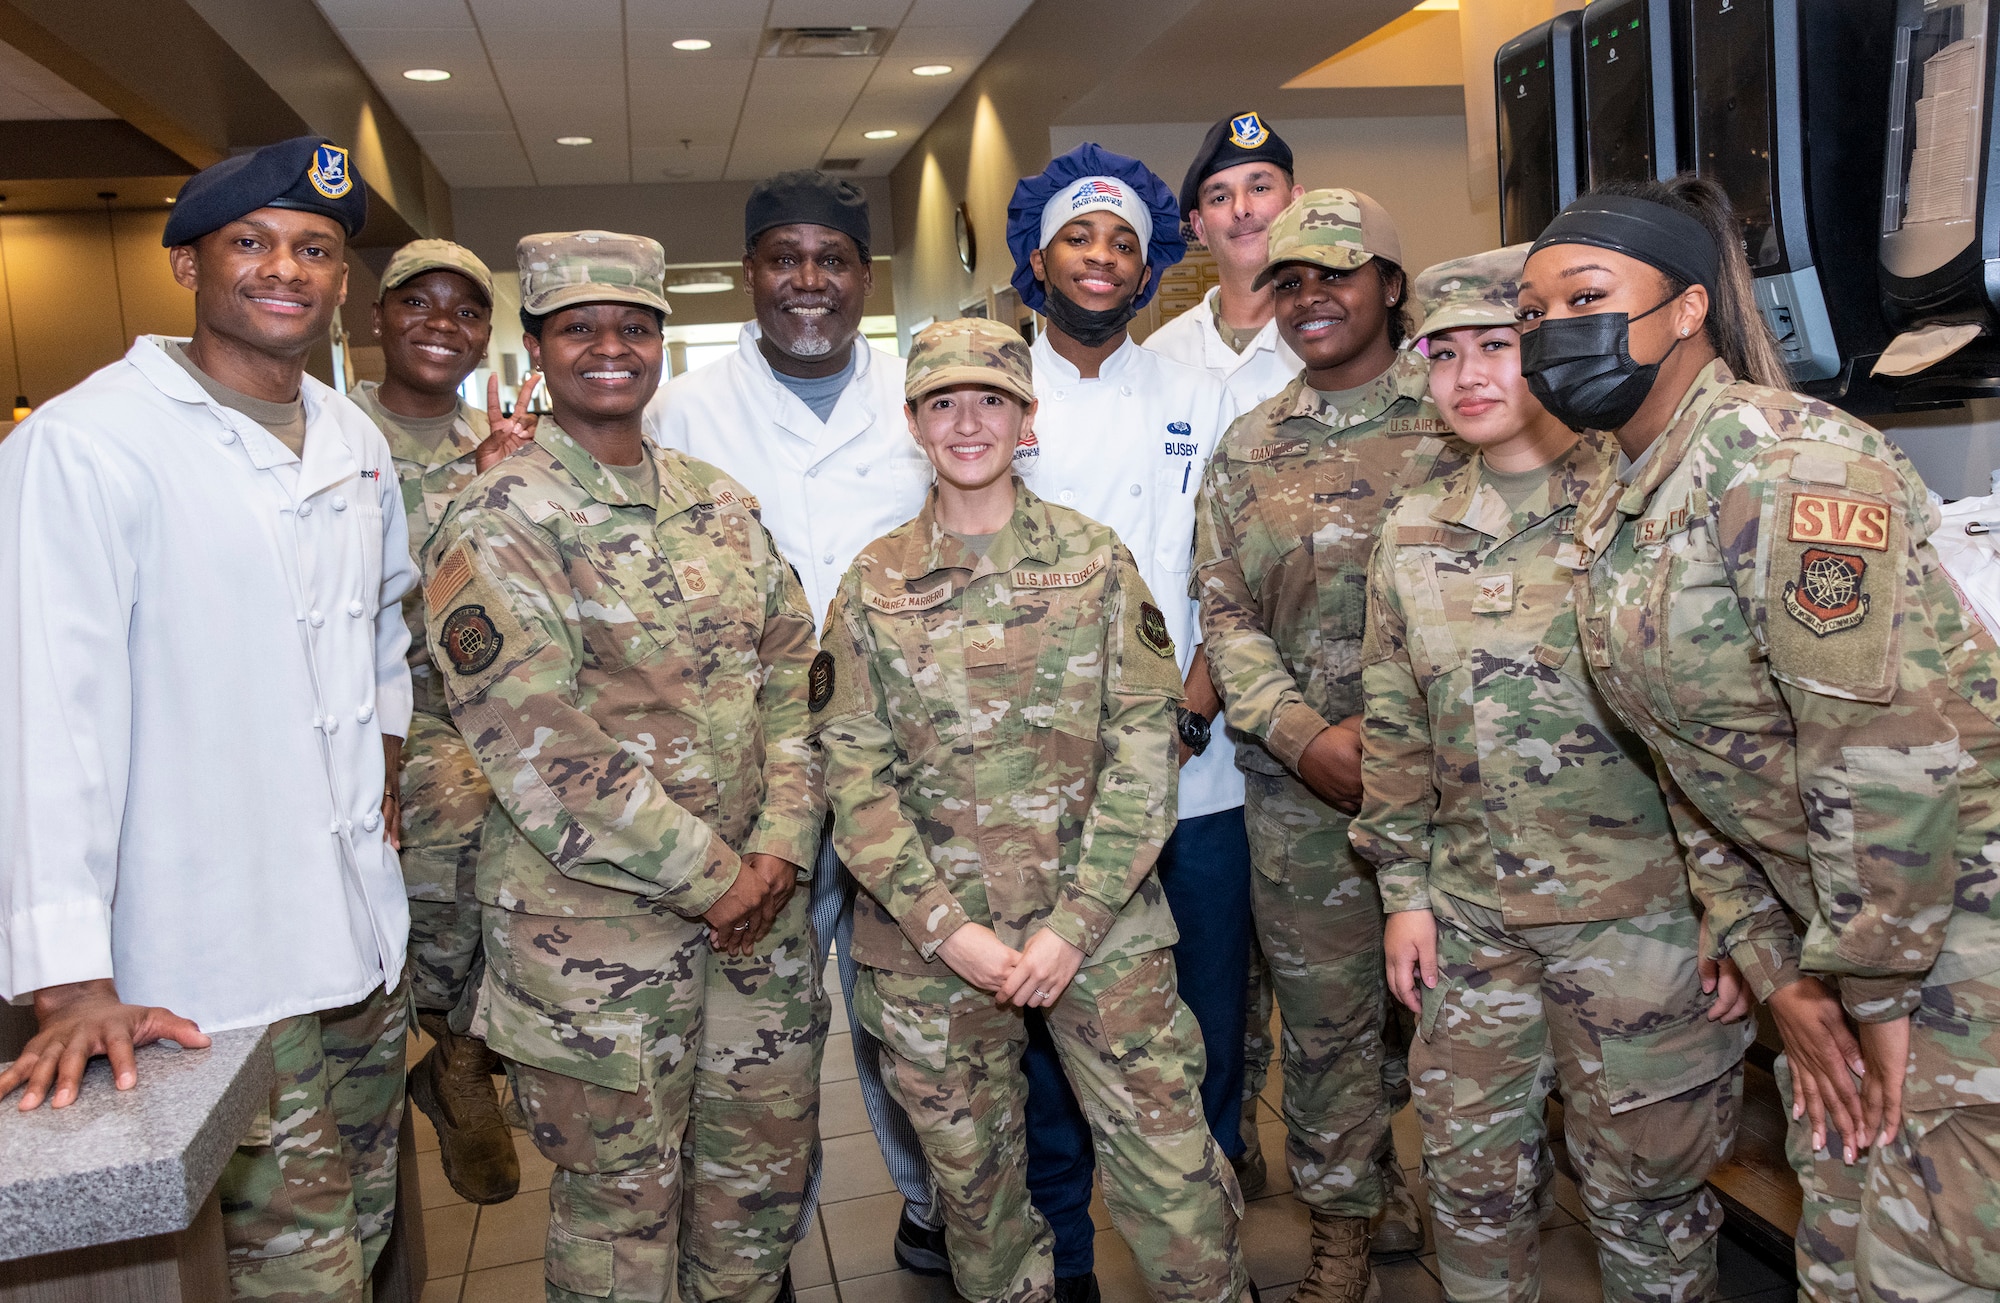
[1021,807,1254,1275]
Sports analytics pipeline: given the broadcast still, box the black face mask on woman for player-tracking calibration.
[1041,281,1139,348]
[1518,294,1683,432]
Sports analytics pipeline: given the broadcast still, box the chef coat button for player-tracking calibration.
[357,703,374,723]
[348,600,365,617]
[1120,385,1133,397]
[325,717,339,735]
[822,553,835,565]
[363,811,382,833]
[330,818,342,834]
[1055,388,1069,401]
[219,429,236,444]
[309,610,325,627]
[332,495,348,511]
[857,464,870,477]
[808,467,820,478]
[1059,490,1076,504]
[298,501,313,518]
[311,714,323,729]
[1129,483,1142,496]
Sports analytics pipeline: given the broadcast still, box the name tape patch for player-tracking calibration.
[1790,492,1889,552]
[1012,557,1105,590]
[863,580,954,614]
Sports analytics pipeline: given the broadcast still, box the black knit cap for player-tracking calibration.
[1179,111,1294,220]
[745,169,870,259]
[163,136,367,247]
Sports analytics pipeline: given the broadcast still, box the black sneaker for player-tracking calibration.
[892,1204,950,1277]
[1054,1274,1101,1303]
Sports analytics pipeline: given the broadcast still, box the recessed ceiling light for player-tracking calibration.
[863,129,898,140]
[668,271,733,294]
[1414,0,1458,9]
[672,38,712,51]
[912,64,953,77]
[555,135,594,146]
[402,68,451,82]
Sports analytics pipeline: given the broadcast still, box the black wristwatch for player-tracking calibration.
[1176,706,1213,756]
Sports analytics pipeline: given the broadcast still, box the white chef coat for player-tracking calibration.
[0,336,416,1032]
[1144,285,1305,411]
[644,324,931,631]
[1017,333,1245,819]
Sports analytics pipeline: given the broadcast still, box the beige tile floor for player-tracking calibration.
[415,962,1794,1303]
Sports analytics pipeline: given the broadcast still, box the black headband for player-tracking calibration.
[1529,193,1719,294]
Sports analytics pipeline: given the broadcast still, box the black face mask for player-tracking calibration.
[1518,295,1683,432]
[1041,281,1139,348]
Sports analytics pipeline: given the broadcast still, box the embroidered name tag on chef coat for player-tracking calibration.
[864,580,954,613]
[1012,557,1104,589]
[1789,493,1890,552]
[1471,573,1514,614]
[675,557,715,598]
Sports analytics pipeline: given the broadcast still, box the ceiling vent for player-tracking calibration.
[764,26,893,57]
[820,157,862,172]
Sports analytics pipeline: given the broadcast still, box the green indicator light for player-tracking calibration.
[1591,36,1600,45]
[1536,58,1547,68]
[1630,18,1640,28]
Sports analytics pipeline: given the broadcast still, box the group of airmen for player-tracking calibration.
[0,104,1994,1303]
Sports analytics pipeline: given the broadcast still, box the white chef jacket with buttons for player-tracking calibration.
[0,336,416,1032]
[1017,333,1245,819]
[1144,285,1305,411]
[643,322,931,630]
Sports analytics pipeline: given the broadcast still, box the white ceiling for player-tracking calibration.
[0,39,114,119]
[311,0,1032,188]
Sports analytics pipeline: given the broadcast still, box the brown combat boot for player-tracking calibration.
[1370,1161,1426,1256]
[1291,1213,1376,1303]
[409,1014,520,1204]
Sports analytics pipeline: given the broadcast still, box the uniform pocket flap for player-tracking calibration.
[1090,950,1179,1059]
[1597,1010,1754,1115]
[852,969,952,1073]
[545,1222,615,1297]
[479,978,647,1093]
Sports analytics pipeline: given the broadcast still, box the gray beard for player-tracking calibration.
[787,327,835,358]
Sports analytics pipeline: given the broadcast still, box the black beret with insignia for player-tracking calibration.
[164,135,367,247]
[1178,112,1294,222]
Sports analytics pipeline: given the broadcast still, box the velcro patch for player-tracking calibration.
[1240,438,1309,464]
[675,557,715,598]
[1012,557,1104,589]
[1471,572,1514,614]
[440,604,504,675]
[713,487,761,514]
[1137,601,1175,658]
[1789,492,1890,552]
[863,580,954,614]
[1783,548,1870,636]
[426,543,474,613]
[1394,524,1483,550]
[1381,416,1451,435]
[808,649,835,711]
[520,495,613,527]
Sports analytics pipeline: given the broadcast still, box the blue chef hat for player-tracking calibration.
[163,136,368,247]
[1006,143,1186,314]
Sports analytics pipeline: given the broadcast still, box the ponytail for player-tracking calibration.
[1587,176,1791,389]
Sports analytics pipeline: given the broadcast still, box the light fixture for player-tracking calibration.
[12,396,29,421]
[555,135,594,146]
[863,129,898,140]
[667,271,733,294]
[912,64,953,76]
[671,38,711,50]
[1413,0,1457,9]
[402,68,452,82]
[163,196,176,204]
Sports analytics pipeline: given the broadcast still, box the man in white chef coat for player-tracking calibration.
[1002,143,1251,1302]
[0,135,416,1300]
[642,170,950,1280]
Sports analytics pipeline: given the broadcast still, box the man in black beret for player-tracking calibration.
[0,133,421,1300]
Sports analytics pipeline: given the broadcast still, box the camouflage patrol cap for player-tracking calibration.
[905,317,1034,404]
[1412,243,1531,341]
[516,230,672,317]
[381,238,494,304]
[1252,188,1403,290]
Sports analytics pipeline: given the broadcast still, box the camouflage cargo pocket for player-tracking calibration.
[546,1221,616,1297]
[1069,950,1205,1137]
[1597,1005,1753,1115]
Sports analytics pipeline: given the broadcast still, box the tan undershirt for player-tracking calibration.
[164,339,308,457]
[1480,459,1551,515]
[602,453,660,504]
[1210,298,1264,356]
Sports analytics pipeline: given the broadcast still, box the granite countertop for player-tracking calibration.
[0,1025,272,1261]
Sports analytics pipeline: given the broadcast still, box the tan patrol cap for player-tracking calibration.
[380,238,494,303]
[1252,187,1403,290]
[516,230,672,317]
[1412,243,1531,341]
[906,318,1035,404]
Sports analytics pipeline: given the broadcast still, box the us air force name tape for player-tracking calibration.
[164,136,366,247]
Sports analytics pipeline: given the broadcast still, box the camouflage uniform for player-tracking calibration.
[1196,197,1460,1241]
[222,986,407,1302]
[1568,359,2000,1303]
[349,377,492,1018]
[817,314,1247,1303]
[424,232,827,1303]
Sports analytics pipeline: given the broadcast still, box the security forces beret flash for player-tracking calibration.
[163,136,367,247]
[746,169,871,258]
[1179,112,1293,221]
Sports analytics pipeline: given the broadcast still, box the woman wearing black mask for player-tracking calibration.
[1520,176,2000,1303]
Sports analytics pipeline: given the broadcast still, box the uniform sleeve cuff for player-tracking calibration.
[1840,974,1925,1023]
[2,899,115,1001]
[1044,888,1117,958]
[376,671,414,739]
[1377,867,1434,914]
[900,883,974,960]
[1729,938,1803,1006]
[1267,703,1333,773]
[654,831,742,920]
[746,815,821,879]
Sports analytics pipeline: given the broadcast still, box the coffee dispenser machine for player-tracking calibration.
[1581,0,1684,187]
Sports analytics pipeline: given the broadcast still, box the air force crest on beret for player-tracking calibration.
[309,144,353,200]
[1229,112,1270,150]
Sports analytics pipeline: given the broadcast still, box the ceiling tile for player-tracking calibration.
[466,0,620,30]
[765,0,910,27]
[334,27,489,67]
[0,38,112,117]
[416,130,535,186]
[520,141,633,186]
[897,0,1030,27]
[314,0,475,28]
[631,143,732,182]
[881,24,1010,61]
[478,28,629,61]
[625,28,764,58]
[624,0,775,27]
